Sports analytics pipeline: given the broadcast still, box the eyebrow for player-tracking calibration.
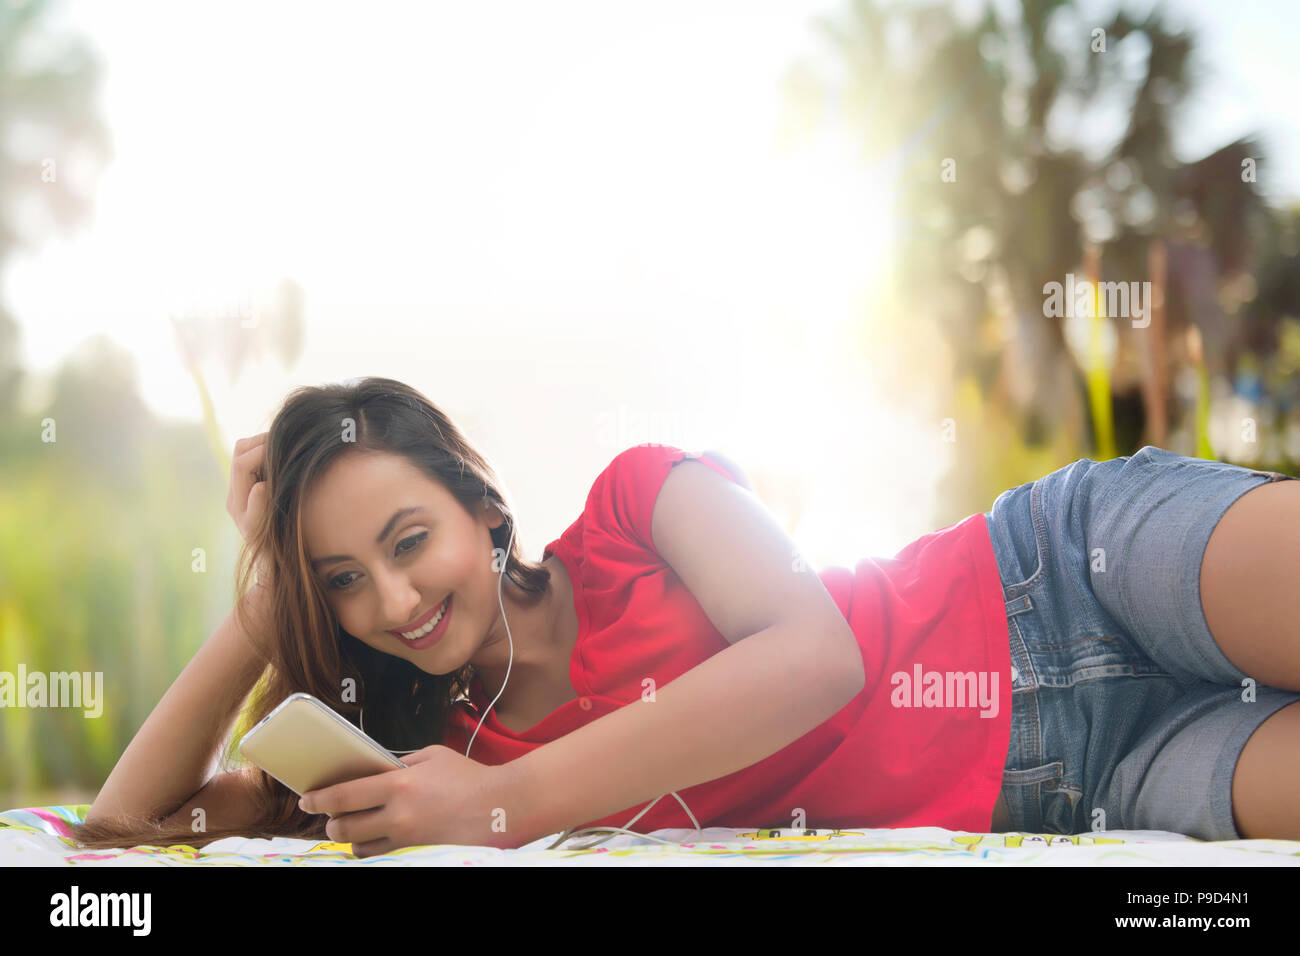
[311,506,431,571]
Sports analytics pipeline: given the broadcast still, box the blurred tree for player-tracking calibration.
[1237,202,1300,467]
[0,306,22,427]
[0,0,113,424]
[41,333,152,489]
[780,0,1280,511]
[0,0,203,806]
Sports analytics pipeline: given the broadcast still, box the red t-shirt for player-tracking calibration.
[444,443,1012,834]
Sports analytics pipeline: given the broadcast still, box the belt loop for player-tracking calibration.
[1005,594,1033,616]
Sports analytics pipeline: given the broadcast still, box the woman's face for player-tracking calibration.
[301,450,501,674]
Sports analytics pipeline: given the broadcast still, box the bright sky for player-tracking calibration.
[6,0,1297,566]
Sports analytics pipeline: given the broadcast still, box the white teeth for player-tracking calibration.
[400,597,448,640]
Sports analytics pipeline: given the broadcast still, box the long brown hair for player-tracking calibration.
[69,377,551,850]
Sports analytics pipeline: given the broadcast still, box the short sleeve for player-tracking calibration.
[586,443,746,557]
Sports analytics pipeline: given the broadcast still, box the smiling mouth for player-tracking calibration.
[389,595,451,640]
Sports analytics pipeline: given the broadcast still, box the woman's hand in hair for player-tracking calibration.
[297,745,519,856]
[227,432,270,543]
[227,432,272,583]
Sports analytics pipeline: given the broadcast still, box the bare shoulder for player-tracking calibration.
[699,449,752,492]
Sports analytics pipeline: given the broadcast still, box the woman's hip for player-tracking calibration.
[983,444,1295,687]
[980,445,1298,833]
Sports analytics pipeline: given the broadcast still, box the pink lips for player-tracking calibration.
[387,595,452,647]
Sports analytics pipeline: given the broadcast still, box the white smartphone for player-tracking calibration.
[238,693,407,806]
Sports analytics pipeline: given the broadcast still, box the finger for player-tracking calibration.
[325,805,390,848]
[247,480,268,513]
[348,837,394,859]
[233,432,268,456]
[300,767,399,817]
[234,439,267,475]
[228,442,268,515]
[397,745,439,766]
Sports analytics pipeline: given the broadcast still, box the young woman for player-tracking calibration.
[72,377,1300,855]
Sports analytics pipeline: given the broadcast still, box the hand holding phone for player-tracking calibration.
[238,693,406,813]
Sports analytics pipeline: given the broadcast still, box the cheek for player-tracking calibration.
[325,595,376,642]
[428,541,482,588]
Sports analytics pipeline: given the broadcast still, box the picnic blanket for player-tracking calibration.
[4,805,1300,865]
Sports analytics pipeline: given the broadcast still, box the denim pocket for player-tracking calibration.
[1002,760,1062,787]
[1005,481,1051,596]
[1000,760,1084,834]
[1041,774,1085,834]
[998,759,1079,833]
[987,481,1051,597]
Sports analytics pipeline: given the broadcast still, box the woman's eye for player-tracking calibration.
[328,532,427,592]
[396,531,428,555]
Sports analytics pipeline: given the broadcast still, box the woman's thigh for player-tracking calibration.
[1199,478,1300,690]
[1081,445,1298,688]
[1097,682,1300,839]
[982,445,1300,837]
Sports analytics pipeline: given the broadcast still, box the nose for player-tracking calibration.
[374,567,422,630]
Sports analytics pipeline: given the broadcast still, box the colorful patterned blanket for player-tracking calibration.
[5,806,1299,865]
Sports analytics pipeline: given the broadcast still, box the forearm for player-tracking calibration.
[499,620,865,844]
[85,586,272,824]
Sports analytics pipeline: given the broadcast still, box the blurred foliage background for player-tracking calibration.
[2,0,1298,808]
[779,0,1300,519]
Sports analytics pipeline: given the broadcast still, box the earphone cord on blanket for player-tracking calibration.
[361,496,704,850]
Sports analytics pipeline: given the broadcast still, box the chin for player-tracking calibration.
[412,658,468,678]
[388,640,469,677]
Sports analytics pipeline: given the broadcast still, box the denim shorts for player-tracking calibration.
[983,444,1300,839]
